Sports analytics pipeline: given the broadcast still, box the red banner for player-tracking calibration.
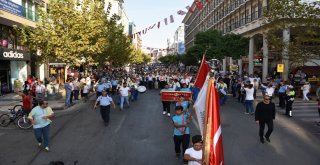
[160,91,192,101]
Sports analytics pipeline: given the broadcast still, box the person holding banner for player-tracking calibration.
[176,95,190,113]
[160,84,172,116]
[172,106,192,163]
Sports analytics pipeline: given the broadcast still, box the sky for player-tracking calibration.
[123,0,194,49]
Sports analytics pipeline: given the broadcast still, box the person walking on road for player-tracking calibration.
[160,84,172,116]
[184,135,203,165]
[244,83,255,115]
[172,106,192,162]
[35,80,46,101]
[255,95,276,143]
[28,100,54,151]
[119,82,131,111]
[64,79,72,107]
[94,90,116,127]
[285,85,295,117]
[278,81,287,108]
[301,82,310,101]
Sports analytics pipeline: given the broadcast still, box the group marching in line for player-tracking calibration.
[12,64,320,164]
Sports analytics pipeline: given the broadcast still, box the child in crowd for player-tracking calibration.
[184,135,203,165]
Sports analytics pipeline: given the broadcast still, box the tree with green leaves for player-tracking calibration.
[158,54,181,65]
[264,0,320,66]
[17,0,132,68]
[184,30,248,65]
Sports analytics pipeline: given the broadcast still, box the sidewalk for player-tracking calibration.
[0,92,87,113]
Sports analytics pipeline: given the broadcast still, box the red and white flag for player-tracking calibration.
[193,77,209,135]
[203,79,224,165]
[194,55,210,89]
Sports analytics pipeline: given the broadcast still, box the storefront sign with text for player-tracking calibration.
[0,48,30,61]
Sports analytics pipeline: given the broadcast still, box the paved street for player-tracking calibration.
[0,90,320,165]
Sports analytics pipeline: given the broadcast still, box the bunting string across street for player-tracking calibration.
[129,0,213,39]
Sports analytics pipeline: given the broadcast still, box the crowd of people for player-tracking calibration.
[9,64,320,164]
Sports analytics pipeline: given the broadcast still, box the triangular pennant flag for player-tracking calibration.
[177,10,187,15]
[164,17,168,25]
[195,0,204,10]
[170,15,174,23]
[142,28,148,34]
[149,24,156,30]
[186,6,194,13]
[157,21,161,28]
[137,31,141,36]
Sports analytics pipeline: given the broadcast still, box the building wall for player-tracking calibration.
[183,0,267,50]
[105,0,129,35]
[0,0,47,92]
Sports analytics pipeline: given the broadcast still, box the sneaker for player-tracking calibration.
[167,113,171,117]
[38,143,41,147]
[104,122,109,127]
[163,111,166,115]
[260,138,264,144]
[44,147,50,152]
[244,112,249,115]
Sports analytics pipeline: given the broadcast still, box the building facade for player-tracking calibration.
[0,0,47,92]
[173,25,186,55]
[182,0,298,82]
[129,22,142,48]
[105,0,130,35]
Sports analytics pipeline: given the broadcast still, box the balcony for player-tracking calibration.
[0,0,39,22]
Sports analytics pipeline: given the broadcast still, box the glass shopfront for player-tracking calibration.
[0,48,30,93]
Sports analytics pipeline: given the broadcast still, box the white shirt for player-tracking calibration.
[302,84,310,92]
[266,87,275,97]
[120,87,130,96]
[96,95,113,106]
[244,88,254,100]
[36,84,45,93]
[185,148,202,165]
[83,85,90,93]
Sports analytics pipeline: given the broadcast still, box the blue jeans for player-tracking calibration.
[120,96,130,109]
[65,91,71,106]
[245,100,254,113]
[220,95,227,105]
[34,124,50,148]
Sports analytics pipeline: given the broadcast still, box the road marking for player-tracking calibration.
[114,116,126,133]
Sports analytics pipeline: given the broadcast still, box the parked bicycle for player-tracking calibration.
[0,105,32,129]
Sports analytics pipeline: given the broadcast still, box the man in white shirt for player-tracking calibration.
[35,81,46,101]
[119,82,131,110]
